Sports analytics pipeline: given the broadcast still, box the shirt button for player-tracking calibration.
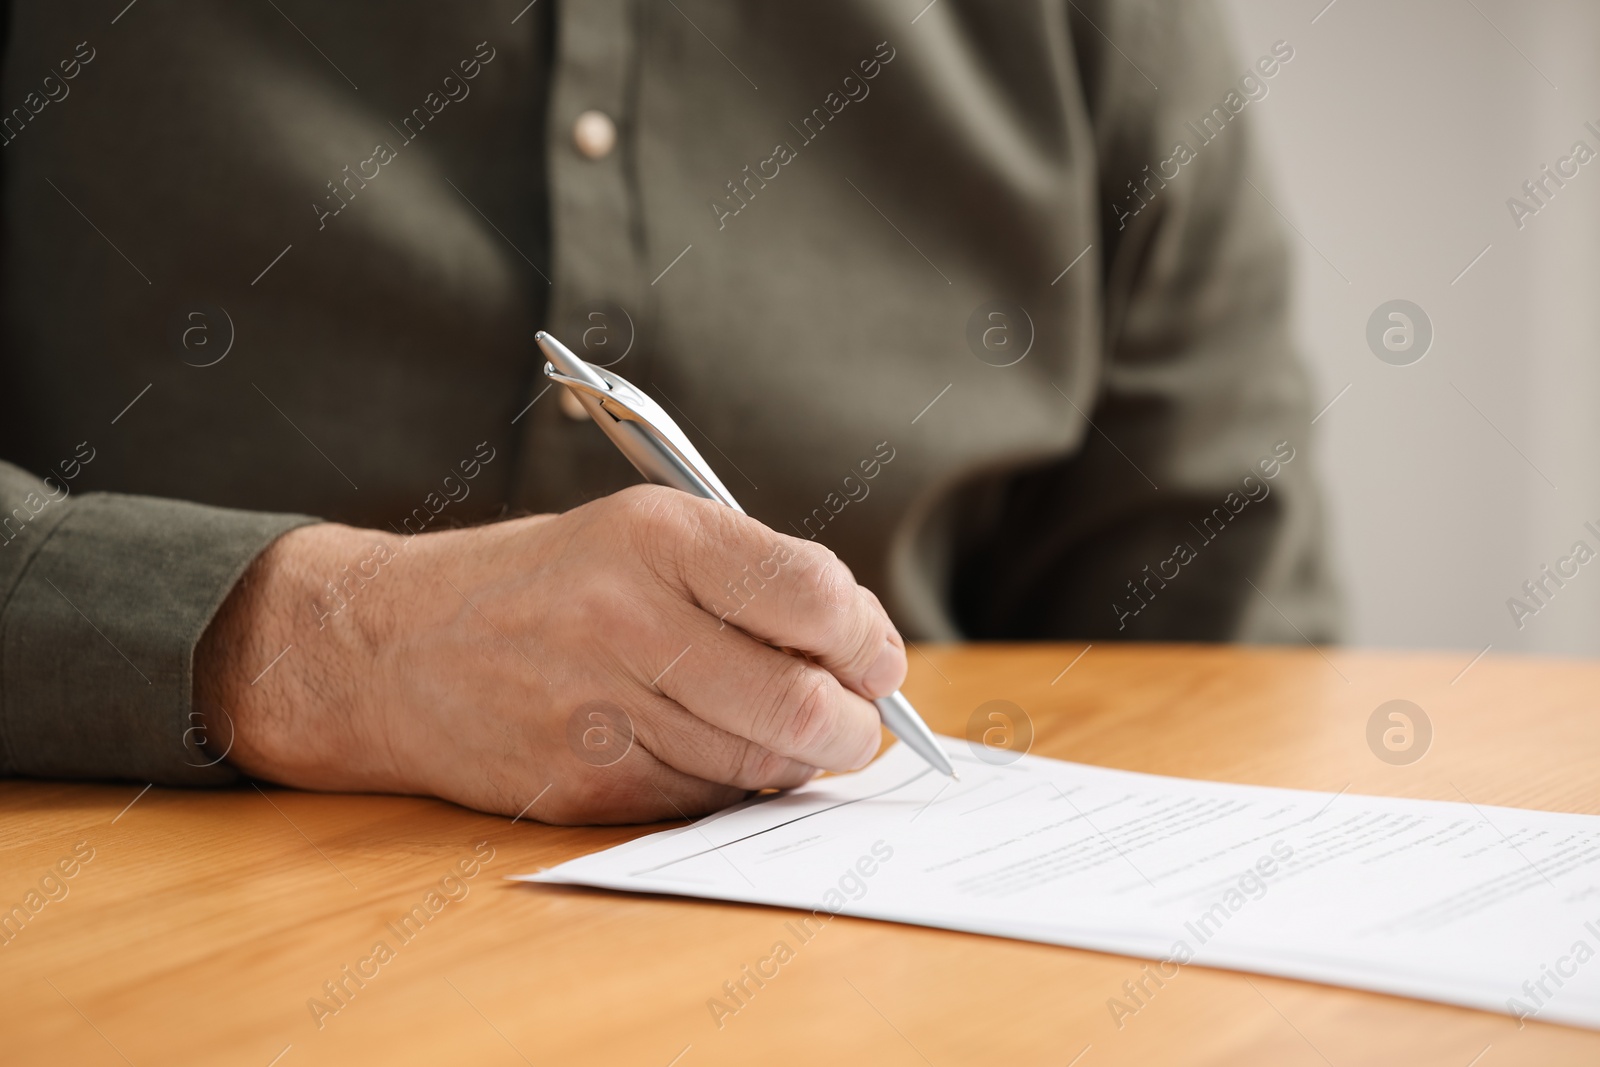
[558,387,591,421]
[572,110,617,160]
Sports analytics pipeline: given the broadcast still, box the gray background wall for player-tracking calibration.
[1220,0,1599,656]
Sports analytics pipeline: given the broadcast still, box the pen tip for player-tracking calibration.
[949,769,961,781]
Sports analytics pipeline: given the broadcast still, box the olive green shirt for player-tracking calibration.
[0,0,1337,786]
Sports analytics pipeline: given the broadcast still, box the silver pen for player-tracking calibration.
[536,330,958,780]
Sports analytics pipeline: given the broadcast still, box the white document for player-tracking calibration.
[516,743,1600,1029]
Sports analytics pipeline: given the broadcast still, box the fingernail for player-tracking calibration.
[862,637,905,698]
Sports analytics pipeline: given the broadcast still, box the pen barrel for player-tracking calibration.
[603,416,744,512]
[875,690,957,778]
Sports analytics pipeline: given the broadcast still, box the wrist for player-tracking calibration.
[196,522,404,790]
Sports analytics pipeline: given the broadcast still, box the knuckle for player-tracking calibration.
[566,577,618,628]
[707,509,774,569]
[732,744,792,789]
[789,549,857,642]
[618,484,690,543]
[620,486,737,582]
[566,578,648,662]
[770,666,837,756]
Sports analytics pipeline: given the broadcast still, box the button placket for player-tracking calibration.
[544,0,643,379]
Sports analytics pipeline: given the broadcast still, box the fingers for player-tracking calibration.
[651,605,885,772]
[541,742,749,826]
[630,489,908,700]
[626,687,822,790]
[543,689,818,824]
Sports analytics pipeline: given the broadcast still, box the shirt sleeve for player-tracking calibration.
[949,0,1341,643]
[0,458,315,784]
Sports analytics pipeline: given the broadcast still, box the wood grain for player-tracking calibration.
[3,644,1598,1066]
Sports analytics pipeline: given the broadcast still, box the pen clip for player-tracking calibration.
[542,362,744,512]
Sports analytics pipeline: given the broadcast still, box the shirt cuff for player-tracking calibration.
[0,488,315,785]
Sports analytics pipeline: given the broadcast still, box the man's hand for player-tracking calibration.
[195,486,908,824]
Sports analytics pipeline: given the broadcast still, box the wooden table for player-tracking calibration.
[5,644,1599,1065]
